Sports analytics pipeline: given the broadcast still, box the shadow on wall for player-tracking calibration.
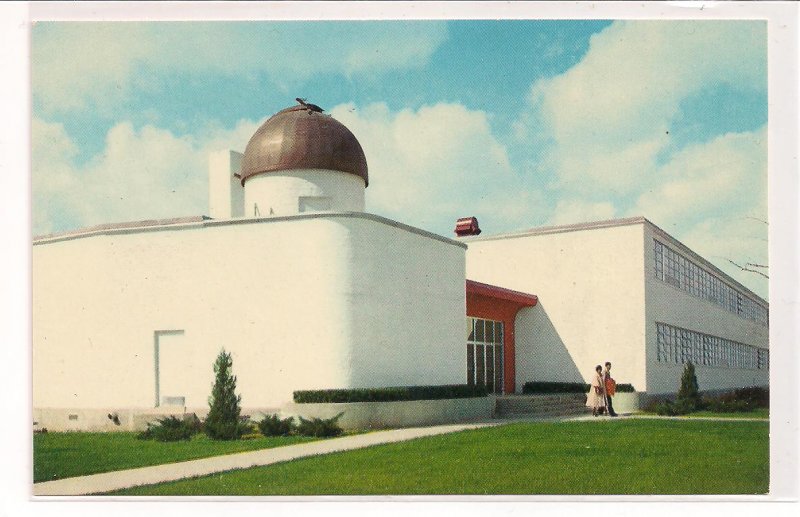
[515,302,584,388]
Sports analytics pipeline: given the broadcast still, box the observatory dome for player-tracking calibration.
[240,104,368,187]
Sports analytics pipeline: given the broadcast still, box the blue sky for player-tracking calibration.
[31,20,768,298]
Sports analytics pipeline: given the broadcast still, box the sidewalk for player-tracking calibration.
[33,421,499,496]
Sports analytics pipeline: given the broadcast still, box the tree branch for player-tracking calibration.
[726,259,769,279]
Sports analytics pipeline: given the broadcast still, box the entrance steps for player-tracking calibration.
[495,393,588,418]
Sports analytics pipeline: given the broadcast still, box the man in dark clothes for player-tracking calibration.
[604,361,618,417]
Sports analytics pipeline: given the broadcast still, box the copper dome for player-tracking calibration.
[240,104,369,187]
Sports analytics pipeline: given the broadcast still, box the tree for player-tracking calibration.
[205,349,243,440]
[677,361,701,410]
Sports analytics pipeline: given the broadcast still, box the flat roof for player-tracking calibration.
[32,212,468,250]
[460,216,648,242]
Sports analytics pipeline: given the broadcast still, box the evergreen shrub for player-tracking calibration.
[137,415,196,442]
[294,384,487,403]
[677,362,701,410]
[521,381,590,394]
[257,414,295,436]
[205,349,244,440]
[646,399,694,416]
[296,413,344,437]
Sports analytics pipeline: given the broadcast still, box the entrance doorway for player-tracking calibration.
[466,317,504,394]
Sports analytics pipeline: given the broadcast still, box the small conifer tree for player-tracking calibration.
[205,349,243,440]
[677,361,701,410]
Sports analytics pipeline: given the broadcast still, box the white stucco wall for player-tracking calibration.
[643,223,769,394]
[33,213,465,420]
[208,150,244,219]
[243,169,365,217]
[344,217,467,388]
[465,221,648,393]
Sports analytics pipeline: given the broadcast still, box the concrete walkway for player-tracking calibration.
[33,422,500,496]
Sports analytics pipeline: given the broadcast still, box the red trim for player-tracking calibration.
[465,280,538,394]
[466,279,537,307]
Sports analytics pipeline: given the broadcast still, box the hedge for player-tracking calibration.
[522,382,590,394]
[293,384,488,403]
[522,381,637,394]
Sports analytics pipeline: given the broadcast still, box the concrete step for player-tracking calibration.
[495,394,588,418]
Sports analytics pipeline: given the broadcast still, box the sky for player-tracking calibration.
[30,20,769,298]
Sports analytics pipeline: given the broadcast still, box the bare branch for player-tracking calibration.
[726,258,769,279]
[745,263,769,269]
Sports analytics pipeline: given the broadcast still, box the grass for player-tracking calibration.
[685,408,769,419]
[639,407,770,420]
[34,432,322,483]
[109,419,769,495]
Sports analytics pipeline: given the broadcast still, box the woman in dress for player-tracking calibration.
[586,364,606,417]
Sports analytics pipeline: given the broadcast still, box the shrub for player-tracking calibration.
[294,384,487,404]
[615,383,636,393]
[137,415,196,442]
[730,386,769,408]
[238,415,256,436]
[521,382,590,394]
[205,349,244,440]
[677,362,701,410]
[257,414,295,437]
[296,413,344,437]
[647,399,694,416]
[701,386,768,413]
[706,398,753,413]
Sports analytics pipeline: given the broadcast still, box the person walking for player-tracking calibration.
[586,365,606,417]
[603,361,618,417]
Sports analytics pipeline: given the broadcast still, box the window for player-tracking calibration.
[466,317,504,394]
[653,239,768,326]
[655,322,767,370]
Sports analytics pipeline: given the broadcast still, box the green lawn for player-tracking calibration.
[34,432,321,483]
[685,408,769,419]
[110,419,769,495]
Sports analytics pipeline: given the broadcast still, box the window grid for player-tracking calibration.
[655,322,767,370]
[466,317,504,394]
[653,240,768,326]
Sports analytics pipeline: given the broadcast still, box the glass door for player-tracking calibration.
[466,317,504,394]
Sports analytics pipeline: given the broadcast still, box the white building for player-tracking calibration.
[32,101,768,430]
[463,218,769,395]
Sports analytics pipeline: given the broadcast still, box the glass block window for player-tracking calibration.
[653,239,768,326]
[655,322,767,370]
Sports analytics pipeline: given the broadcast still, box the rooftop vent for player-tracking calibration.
[455,216,481,237]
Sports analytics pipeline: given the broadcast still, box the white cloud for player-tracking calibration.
[331,102,535,233]
[628,127,768,298]
[32,116,261,235]
[630,128,767,226]
[31,22,449,113]
[33,101,526,238]
[548,199,617,226]
[517,20,768,297]
[527,20,766,194]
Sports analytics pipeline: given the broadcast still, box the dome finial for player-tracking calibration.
[295,97,325,113]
